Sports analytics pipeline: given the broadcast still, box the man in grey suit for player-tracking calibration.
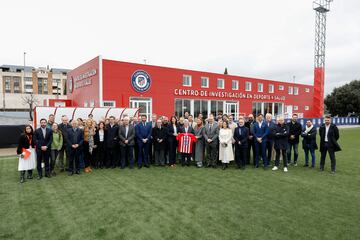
[118,116,135,169]
[204,114,219,168]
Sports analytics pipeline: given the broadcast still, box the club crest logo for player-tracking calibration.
[131,70,151,93]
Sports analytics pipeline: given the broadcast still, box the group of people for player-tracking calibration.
[16,111,341,183]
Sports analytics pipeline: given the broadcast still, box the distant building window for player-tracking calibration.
[288,86,293,95]
[305,88,310,93]
[258,83,263,92]
[294,87,299,95]
[245,82,252,91]
[217,79,225,89]
[182,75,192,87]
[268,84,274,93]
[201,77,209,88]
[103,101,115,107]
[232,80,239,90]
[279,85,284,91]
[13,77,21,93]
[4,77,11,93]
[294,105,298,111]
[305,106,309,111]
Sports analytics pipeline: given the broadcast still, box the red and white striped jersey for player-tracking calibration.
[176,133,197,154]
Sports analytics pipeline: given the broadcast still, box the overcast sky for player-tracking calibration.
[1,0,359,95]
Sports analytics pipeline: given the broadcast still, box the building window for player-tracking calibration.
[103,101,116,107]
[279,85,284,91]
[38,79,43,94]
[4,77,11,93]
[43,79,48,94]
[258,83,263,92]
[217,79,224,89]
[294,87,299,95]
[253,102,284,117]
[232,80,239,90]
[294,105,298,111]
[288,86,293,95]
[201,77,209,88]
[245,82,252,91]
[305,88,310,93]
[268,84,274,93]
[182,75,192,87]
[305,106,309,111]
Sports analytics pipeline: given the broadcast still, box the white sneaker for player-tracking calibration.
[284,167,288,172]
[272,166,278,171]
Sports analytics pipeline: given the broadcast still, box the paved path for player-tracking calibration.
[0,148,17,157]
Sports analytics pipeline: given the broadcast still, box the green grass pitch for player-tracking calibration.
[1,128,359,240]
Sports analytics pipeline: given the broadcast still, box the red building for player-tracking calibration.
[67,56,315,120]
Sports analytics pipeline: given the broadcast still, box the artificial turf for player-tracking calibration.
[0,128,359,240]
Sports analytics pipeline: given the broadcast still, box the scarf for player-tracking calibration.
[305,125,313,133]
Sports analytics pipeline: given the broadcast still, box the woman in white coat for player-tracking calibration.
[219,121,234,170]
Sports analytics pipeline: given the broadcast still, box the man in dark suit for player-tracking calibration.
[286,113,302,166]
[265,113,276,164]
[135,115,152,168]
[319,115,341,174]
[34,118,53,179]
[253,113,269,168]
[105,116,119,168]
[58,115,71,172]
[118,116,135,169]
[66,120,84,175]
[245,114,256,165]
[204,114,219,168]
[234,118,249,169]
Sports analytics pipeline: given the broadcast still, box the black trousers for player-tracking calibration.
[68,148,80,173]
[235,145,247,168]
[181,153,191,166]
[83,141,92,168]
[120,145,134,168]
[247,139,256,165]
[168,140,177,165]
[106,147,119,168]
[320,143,336,171]
[36,149,50,176]
[266,140,274,162]
[275,149,287,168]
[205,143,218,167]
[96,142,106,167]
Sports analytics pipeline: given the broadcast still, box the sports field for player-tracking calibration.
[1,128,359,240]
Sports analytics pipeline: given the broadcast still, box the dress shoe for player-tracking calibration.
[45,174,51,178]
[37,175,42,180]
[68,172,73,176]
[145,165,150,168]
[75,171,80,175]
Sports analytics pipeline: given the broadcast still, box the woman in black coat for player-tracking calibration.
[272,117,289,172]
[301,120,318,168]
[167,116,180,167]
[94,121,107,168]
[17,125,36,183]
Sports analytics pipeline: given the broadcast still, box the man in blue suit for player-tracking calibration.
[135,115,152,168]
[253,113,269,168]
[67,120,84,175]
[34,118,53,179]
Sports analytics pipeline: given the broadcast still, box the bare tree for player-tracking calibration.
[22,93,38,121]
